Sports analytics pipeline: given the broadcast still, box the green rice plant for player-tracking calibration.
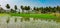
[10,13,57,19]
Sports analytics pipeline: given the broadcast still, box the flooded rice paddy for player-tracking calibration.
[0,15,60,28]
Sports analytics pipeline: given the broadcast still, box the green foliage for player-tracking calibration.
[6,4,10,9]
[14,5,17,10]
[21,5,24,10]
[1,4,60,14]
[10,9,15,13]
[14,5,17,13]
[10,13,57,19]
[20,5,24,13]
[24,6,30,10]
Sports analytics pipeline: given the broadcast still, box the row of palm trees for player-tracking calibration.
[33,6,60,13]
[6,4,31,14]
[0,4,60,14]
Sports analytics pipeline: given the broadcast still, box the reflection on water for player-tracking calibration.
[0,16,60,28]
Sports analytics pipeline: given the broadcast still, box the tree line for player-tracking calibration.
[0,4,60,14]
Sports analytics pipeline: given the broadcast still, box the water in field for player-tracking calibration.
[0,16,60,28]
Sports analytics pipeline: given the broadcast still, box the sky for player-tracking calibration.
[0,0,60,9]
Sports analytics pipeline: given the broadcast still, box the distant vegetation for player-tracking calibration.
[0,4,60,28]
[0,4,60,19]
[0,4,60,14]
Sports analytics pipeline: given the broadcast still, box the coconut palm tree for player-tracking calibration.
[6,4,10,9]
[6,4,10,10]
[33,7,40,13]
[52,7,57,16]
[56,6,60,13]
[24,6,31,13]
[53,7,57,13]
[33,7,37,13]
[48,6,52,13]
[38,7,43,13]
[21,5,24,13]
[27,6,30,13]
[41,8,44,13]
[6,4,10,13]
[14,5,17,13]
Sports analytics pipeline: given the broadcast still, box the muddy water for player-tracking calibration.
[0,16,60,28]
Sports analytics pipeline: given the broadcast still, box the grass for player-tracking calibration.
[0,13,6,16]
[0,13,9,16]
[10,13,60,22]
[10,13,57,19]
[0,13,60,22]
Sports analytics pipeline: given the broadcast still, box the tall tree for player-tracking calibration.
[56,6,60,13]
[52,7,57,16]
[28,6,30,10]
[53,7,57,13]
[6,4,10,9]
[36,7,40,13]
[39,7,43,13]
[33,7,37,13]
[27,6,30,13]
[48,6,52,12]
[6,4,10,13]
[24,6,30,13]
[21,5,24,13]
[14,5,17,13]
[33,7,40,13]
[10,9,15,13]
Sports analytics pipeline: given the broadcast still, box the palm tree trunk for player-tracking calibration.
[22,10,24,14]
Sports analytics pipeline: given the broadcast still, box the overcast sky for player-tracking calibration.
[0,0,60,9]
